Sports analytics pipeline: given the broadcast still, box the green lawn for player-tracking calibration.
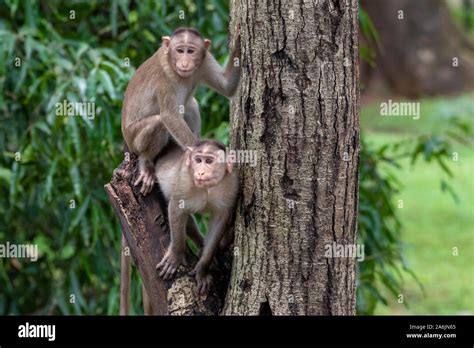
[361,94,474,315]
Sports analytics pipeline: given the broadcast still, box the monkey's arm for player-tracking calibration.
[202,43,241,98]
[202,216,227,265]
[160,105,199,150]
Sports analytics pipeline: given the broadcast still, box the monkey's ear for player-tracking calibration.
[226,162,234,174]
[226,159,233,174]
[225,152,235,173]
[204,39,212,50]
[162,36,171,48]
[185,147,193,166]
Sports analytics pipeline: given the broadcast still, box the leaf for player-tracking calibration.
[86,67,98,99]
[69,164,82,199]
[73,77,87,97]
[440,180,460,204]
[436,157,453,177]
[9,161,19,206]
[98,70,116,100]
[75,43,89,60]
[33,234,53,259]
[44,159,58,202]
[70,195,90,231]
[69,270,87,311]
[0,168,12,183]
[143,29,157,43]
[128,10,138,24]
[100,60,124,79]
[60,243,75,260]
[68,116,82,158]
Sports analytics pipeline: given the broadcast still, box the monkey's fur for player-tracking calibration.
[155,140,238,294]
[122,27,241,195]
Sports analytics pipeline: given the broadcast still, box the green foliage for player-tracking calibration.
[449,2,474,36]
[357,110,473,314]
[358,6,379,67]
[0,0,230,314]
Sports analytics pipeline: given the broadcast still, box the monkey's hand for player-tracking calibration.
[156,248,185,280]
[189,263,212,295]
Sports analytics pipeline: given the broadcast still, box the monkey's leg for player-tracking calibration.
[141,283,153,315]
[186,215,204,249]
[130,115,170,195]
[156,201,187,280]
[120,234,131,315]
[184,98,201,137]
[219,226,234,250]
[134,156,156,196]
[190,216,227,295]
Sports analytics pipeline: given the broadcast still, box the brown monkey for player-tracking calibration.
[122,27,241,195]
[155,140,238,294]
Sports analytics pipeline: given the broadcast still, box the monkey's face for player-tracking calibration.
[186,147,231,188]
[164,33,210,78]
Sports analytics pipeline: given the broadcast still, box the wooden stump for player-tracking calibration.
[104,153,230,315]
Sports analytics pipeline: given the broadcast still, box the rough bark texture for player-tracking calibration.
[105,153,230,315]
[224,0,360,315]
[362,0,474,97]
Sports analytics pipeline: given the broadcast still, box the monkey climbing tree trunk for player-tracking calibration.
[224,0,360,315]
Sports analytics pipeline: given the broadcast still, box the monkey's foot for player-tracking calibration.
[134,165,155,196]
[156,249,185,280]
[189,264,212,295]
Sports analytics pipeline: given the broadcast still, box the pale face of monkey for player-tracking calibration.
[186,147,231,188]
[163,33,211,78]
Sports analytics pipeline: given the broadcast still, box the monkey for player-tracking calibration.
[155,140,238,295]
[121,27,241,195]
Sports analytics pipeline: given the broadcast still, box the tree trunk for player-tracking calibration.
[362,0,474,98]
[224,0,360,315]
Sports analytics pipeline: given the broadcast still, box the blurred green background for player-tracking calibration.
[0,0,472,315]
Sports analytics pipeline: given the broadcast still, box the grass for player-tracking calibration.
[361,94,474,315]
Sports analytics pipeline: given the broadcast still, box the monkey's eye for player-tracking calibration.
[195,158,202,163]
[177,48,184,54]
[187,49,194,54]
[205,158,213,164]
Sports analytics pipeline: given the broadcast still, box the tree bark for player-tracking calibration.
[224,0,360,315]
[362,0,474,98]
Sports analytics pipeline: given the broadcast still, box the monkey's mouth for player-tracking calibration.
[195,179,214,188]
[177,68,194,76]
